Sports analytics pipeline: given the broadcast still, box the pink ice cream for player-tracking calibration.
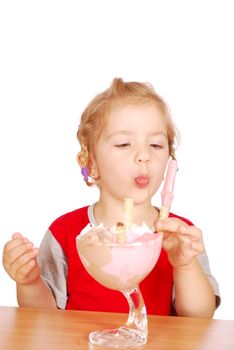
[76,223,162,291]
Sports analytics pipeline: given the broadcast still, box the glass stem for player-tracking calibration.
[122,286,148,337]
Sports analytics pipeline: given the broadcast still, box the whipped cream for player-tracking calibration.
[78,222,153,244]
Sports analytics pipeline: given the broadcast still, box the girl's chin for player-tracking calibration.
[124,191,154,205]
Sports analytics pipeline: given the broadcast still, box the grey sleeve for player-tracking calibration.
[172,247,221,308]
[37,230,68,309]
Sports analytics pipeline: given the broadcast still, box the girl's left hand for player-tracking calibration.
[154,218,204,268]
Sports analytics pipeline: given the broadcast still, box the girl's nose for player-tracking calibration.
[135,149,150,164]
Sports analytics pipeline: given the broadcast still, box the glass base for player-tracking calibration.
[89,326,147,348]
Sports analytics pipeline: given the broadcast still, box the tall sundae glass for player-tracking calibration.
[76,199,163,348]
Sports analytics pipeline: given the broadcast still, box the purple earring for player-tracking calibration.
[81,166,89,182]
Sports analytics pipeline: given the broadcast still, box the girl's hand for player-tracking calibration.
[2,232,40,285]
[155,218,204,268]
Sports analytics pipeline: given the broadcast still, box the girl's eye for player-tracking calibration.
[115,143,131,148]
[150,144,162,149]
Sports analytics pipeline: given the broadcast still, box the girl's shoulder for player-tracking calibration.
[49,206,89,231]
[48,206,90,250]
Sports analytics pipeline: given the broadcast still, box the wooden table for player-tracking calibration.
[0,306,234,350]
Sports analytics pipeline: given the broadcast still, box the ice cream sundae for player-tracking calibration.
[76,160,177,347]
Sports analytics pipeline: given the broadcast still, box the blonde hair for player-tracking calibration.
[77,78,179,186]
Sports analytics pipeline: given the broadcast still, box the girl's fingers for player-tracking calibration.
[174,233,192,245]
[12,232,24,240]
[191,241,204,254]
[15,259,37,282]
[4,236,29,254]
[168,232,204,252]
[161,231,171,239]
[4,241,35,266]
[156,218,202,241]
[12,248,39,272]
[3,234,39,284]
[181,225,202,241]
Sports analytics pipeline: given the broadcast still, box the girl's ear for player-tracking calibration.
[89,156,100,180]
[77,150,100,182]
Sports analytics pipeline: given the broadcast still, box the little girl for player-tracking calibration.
[2,78,220,317]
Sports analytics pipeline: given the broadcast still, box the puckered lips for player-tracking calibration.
[134,174,150,188]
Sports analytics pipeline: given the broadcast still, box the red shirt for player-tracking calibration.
[50,206,193,315]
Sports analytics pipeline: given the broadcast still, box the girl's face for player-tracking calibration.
[92,102,170,205]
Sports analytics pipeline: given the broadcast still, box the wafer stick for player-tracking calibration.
[124,198,134,233]
[159,160,177,220]
[116,198,134,243]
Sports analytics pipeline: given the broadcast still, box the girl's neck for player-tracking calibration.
[93,198,159,229]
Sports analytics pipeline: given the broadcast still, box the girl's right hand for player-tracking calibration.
[2,232,40,286]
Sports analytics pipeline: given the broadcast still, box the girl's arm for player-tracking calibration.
[17,277,57,308]
[155,219,216,318]
[173,259,216,317]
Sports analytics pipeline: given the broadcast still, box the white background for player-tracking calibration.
[0,1,233,320]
